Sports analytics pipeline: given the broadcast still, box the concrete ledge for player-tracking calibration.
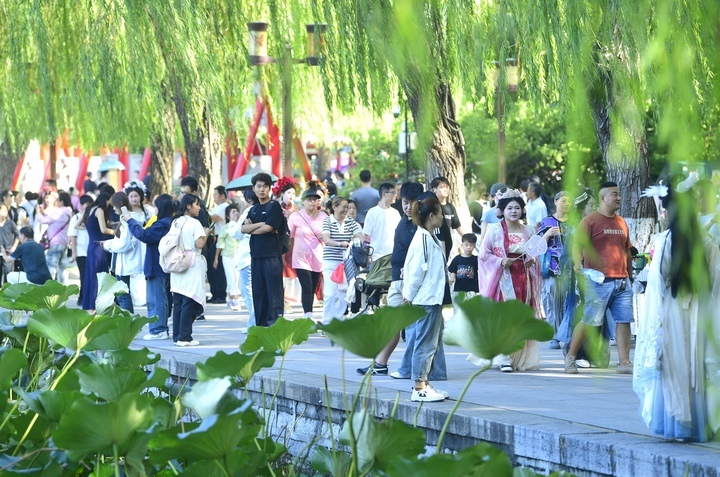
[155,354,720,477]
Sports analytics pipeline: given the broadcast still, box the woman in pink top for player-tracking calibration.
[287,188,327,319]
[35,191,73,283]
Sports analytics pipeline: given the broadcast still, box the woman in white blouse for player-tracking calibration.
[169,194,208,346]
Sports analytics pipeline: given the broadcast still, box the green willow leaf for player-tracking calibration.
[444,295,554,359]
[241,317,314,355]
[319,304,425,359]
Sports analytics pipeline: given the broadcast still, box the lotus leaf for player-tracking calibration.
[195,350,276,383]
[241,316,314,354]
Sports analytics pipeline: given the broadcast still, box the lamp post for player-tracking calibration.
[393,104,412,181]
[247,22,327,177]
[493,58,518,185]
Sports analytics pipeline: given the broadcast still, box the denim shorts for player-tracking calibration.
[581,278,633,326]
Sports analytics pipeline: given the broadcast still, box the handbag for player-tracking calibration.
[330,262,345,284]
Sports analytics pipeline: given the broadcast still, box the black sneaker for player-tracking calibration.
[356,363,388,376]
[195,314,206,321]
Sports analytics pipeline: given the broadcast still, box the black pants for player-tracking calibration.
[295,268,321,314]
[251,256,284,327]
[204,238,226,301]
[76,256,87,302]
[172,293,202,342]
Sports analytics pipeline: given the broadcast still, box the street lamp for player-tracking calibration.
[393,104,412,181]
[493,58,519,185]
[247,22,327,177]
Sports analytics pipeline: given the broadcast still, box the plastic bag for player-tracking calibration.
[330,263,345,284]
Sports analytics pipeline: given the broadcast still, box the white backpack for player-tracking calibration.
[158,217,195,273]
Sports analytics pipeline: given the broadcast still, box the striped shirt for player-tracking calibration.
[322,216,361,263]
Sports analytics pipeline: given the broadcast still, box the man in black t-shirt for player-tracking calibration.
[2,227,51,285]
[430,177,466,258]
[241,173,284,327]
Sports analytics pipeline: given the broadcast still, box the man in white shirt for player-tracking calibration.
[363,182,401,259]
[526,182,548,230]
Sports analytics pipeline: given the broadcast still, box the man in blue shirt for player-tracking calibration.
[2,227,51,285]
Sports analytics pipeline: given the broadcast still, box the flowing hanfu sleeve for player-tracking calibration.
[524,225,544,319]
[478,223,506,301]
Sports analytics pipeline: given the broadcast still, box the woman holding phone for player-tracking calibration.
[100,192,142,312]
[82,193,115,312]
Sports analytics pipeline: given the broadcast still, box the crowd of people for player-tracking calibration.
[0,167,718,440]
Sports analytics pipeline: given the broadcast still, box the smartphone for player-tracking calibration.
[121,206,129,215]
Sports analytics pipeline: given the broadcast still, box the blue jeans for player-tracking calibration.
[239,266,255,328]
[116,275,134,313]
[582,278,633,326]
[45,244,67,284]
[400,305,446,382]
[146,276,169,334]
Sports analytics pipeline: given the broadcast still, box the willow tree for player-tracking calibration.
[0,0,256,202]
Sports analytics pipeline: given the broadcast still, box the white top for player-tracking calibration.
[67,212,89,257]
[169,216,207,306]
[362,205,401,258]
[402,228,447,306]
[229,208,252,270]
[210,202,230,235]
[103,219,143,276]
[526,198,548,229]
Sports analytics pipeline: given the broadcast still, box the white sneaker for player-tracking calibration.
[240,327,248,334]
[389,370,410,379]
[425,384,449,398]
[143,331,169,341]
[411,386,446,402]
[175,340,200,347]
[576,359,591,368]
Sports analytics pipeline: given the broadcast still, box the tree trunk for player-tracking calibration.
[149,95,176,200]
[592,74,655,252]
[172,90,222,204]
[408,82,471,230]
[0,138,19,192]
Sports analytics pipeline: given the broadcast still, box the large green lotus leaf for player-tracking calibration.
[149,401,261,464]
[75,363,151,401]
[14,281,79,311]
[195,350,276,383]
[0,454,63,476]
[27,307,94,350]
[150,397,175,430]
[387,442,514,477]
[0,282,38,310]
[84,311,153,352]
[0,348,27,391]
[0,317,43,354]
[11,411,54,442]
[103,347,161,368]
[95,272,129,315]
[15,389,84,423]
[181,377,232,419]
[183,447,269,477]
[444,295,554,359]
[52,393,154,462]
[241,317,313,355]
[311,447,352,477]
[319,304,425,359]
[339,410,425,474]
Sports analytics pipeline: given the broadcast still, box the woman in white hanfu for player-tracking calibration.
[633,181,720,442]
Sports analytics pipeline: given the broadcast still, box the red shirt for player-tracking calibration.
[575,211,631,278]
